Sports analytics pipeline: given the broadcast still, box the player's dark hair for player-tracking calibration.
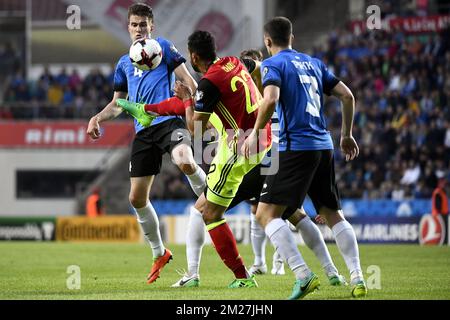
[188,30,217,62]
[240,49,263,62]
[128,2,153,21]
[264,17,292,47]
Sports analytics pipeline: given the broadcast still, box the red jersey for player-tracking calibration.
[194,56,272,150]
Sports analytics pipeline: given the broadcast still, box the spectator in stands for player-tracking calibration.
[62,84,75,105]
[400,160,421,185]
[39,66,54,88]
[392,183,406,200]
[33,79,48,102]
[56,67,69,87]
[68,69,82,91]
[47,83,63,106]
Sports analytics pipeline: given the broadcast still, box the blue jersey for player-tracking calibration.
[261,49,339,151]
[260,111,279,167]
[113,37,186,133]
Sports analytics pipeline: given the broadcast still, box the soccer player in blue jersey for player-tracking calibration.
[239,49,284,276]
[242,17,368,299]
[239,50,346,283]
[86,3,206,284]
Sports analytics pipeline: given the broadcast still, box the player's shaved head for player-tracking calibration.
[128,2,153,21]
[264,17,292,47]
[188,30,217,62]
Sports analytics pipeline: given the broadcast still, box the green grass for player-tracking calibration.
[0,242,449,300]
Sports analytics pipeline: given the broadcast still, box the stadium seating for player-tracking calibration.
[0,0,448,203]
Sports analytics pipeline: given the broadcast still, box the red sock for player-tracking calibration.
[144,97,185,115]
[208,221,247,279]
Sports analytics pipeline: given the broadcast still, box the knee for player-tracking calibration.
[202,209,221,225]
[129,194,147,209]
[255,203,285,228]
[287,208,306,226]
[255,210,269,228]
[319,207,344,228]
[178,162,196,175]
[172,146,196,174]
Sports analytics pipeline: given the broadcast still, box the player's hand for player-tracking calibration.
[315,215,327,224]
[241,130,258,159]
[173,81,192,101]
[87,116,101,140]
[340,135,359,161]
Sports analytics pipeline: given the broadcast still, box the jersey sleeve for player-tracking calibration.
[194,78,221,114]
[159,38,186,72]
[113,58,128,92]
[319,59,340,95]
[261,60,282,88]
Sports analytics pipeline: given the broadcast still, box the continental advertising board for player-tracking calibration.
[0,216,140,242]
[56,216,141,242]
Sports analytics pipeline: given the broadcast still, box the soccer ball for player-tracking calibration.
[129,38,163,71]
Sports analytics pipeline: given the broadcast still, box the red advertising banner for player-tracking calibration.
[351,14,450,34]
[0,121,134,148]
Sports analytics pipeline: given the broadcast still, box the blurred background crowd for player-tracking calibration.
[0,0,449,201]
[317,25,450,200]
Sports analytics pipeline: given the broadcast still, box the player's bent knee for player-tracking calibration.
[129,195,147,209]
[319,207,344,227]
[255,210,270,228]
[177,162,197,175]
[319,206,341,218]
[202,211,222,225]
[287,208,307,225]
[172,145,195,167]
[256,203,285,227]
[202,203,224,225]
[194,194,207,213]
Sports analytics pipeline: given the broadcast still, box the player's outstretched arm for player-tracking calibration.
[174,63,197,131]
[87,91,127,140]
[174,63,197,93]
[254,85,278,130]
[331,81,359,161]
[173,81,204,135]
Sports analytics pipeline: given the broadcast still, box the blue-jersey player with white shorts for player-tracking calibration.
[86,3,206,285]
[242,17,368,299]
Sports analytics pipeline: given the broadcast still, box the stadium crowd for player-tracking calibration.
[1,24,449,201]
[314,26,450,200]
[0,45,115,120]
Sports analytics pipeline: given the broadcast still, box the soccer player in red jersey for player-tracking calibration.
[119,31,271,288]
[176,30,272,288]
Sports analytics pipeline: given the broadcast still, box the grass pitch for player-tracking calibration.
[0,242,449,300]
